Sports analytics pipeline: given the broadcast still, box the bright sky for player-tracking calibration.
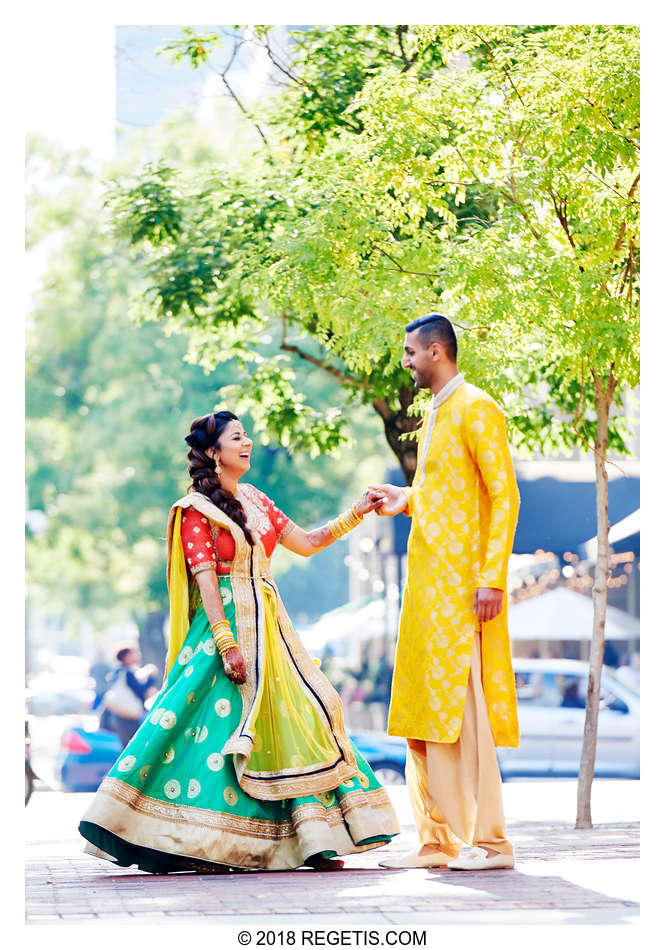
[23,15,281,160]
[25,15,116,159]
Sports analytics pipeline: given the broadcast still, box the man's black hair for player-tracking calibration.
[405,312,457,361]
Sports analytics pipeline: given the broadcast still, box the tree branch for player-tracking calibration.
[262,29,363,134]
[547,187,586,274]
[396,25,417,72]
[456,215,491,228]
[599,172,640,298]
[280,316,368,389]
[372,396,393,421]
[217,42,272,153]
[570,367,626,476]
[472,29,527,110]
[612,173,640,254]
[584,168,639,203]
[376,247,440,278]
[538,61,639,148]
[498,185,543,242]
[450,144,544,241]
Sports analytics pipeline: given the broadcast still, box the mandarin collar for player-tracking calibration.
[430,373,465,410]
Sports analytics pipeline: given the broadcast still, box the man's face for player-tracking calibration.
[401,330,434,390]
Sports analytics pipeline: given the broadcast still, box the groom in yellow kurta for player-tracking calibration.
[371,313,520,871]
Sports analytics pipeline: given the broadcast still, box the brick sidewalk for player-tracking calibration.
[26,819,639,925]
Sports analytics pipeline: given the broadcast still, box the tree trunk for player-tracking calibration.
[575,373,616,829]
[138,610,168,681]
[372,386,422,485]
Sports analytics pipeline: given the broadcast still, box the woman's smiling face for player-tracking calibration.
[212,418,253,476]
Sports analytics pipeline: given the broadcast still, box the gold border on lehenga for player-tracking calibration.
[82,777,399,871]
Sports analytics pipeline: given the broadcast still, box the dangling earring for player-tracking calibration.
[215,458,223,478]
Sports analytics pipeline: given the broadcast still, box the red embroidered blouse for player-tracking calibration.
[181,484,295,575]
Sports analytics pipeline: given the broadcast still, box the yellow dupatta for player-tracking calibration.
[164,505,190,680]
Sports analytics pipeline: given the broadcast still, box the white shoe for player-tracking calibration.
[378,850,451,869]
[446,846,514,871]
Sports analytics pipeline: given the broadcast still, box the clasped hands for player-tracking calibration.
[363,482,504,625]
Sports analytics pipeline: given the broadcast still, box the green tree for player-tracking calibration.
[26,133,387,673]
[108,25,468,479]
[111,24,638,825]
[365,24,638,829]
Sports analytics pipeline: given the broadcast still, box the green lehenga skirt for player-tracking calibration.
[79,576,399,872]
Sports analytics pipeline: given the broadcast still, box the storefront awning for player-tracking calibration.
[511,461,639,556]
[510,587,640,641]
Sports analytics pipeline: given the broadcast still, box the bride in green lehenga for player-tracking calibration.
[79,410,399,872]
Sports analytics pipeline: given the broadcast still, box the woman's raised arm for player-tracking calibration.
[279,490,386,558]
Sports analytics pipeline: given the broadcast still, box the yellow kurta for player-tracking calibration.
[387,380,520,748]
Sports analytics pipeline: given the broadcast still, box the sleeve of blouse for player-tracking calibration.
[180,508,217,575]
[265,494,296,542]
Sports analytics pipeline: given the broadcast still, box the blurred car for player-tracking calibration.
[57,724,408,792]
[57,725,124,792]
[351,659,639,782]
[25,680,99,789]
[498,658,639,779]
[54,658,638,791]
[27,687,96,717]
[349,730,407,784]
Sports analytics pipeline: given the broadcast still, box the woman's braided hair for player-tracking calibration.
[185,411,254,546]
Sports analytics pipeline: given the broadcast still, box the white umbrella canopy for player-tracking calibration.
[509,587,640,641]
[299,599,389,654]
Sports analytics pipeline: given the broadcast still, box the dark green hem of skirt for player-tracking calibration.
[79,821,236,874]
[79,821,392,873]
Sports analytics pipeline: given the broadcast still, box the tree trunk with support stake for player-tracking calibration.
[575,372,617,829]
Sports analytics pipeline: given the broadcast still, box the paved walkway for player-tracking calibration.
[25,783,639,927]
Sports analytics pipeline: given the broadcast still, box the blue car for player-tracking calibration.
[58,725,123,792]
[57,724,408,792]
[349,731,407,784]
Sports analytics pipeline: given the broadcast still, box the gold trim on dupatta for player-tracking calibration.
[165,493,359,801]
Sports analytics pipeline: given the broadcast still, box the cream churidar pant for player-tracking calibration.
[405,632,513,857]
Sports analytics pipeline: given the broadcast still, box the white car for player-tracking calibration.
[498,658,640,779]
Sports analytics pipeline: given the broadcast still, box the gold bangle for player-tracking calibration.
[214,636,237,655]
[328,504,363,540]
[212,630,234,645]
[212,626,233,640]
[213,636,235,651]
[210,620,231,636]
